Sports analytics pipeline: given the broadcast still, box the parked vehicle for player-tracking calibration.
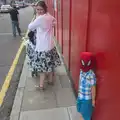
[16,1,28,8]
[13,4,20,9]
[0,5,12,13]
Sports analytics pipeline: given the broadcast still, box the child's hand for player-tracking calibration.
[92,100,95,107]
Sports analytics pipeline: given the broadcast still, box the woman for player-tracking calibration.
[28,1,61,90]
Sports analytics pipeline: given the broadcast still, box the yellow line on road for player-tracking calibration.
[0,16,35,106]
[0,40,25,106]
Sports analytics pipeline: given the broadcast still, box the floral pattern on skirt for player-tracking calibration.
[26,41,35,68]
[26,43,61,72]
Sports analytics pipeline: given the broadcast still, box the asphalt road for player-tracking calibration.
[0,6,33,89]
[0,6,33,120]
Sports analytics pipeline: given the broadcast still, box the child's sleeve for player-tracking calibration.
[90,72,96,86]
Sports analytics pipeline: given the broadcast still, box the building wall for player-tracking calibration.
[46,0,120,119]
[87,0,120,119]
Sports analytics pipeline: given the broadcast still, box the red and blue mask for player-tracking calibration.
[80,52,94,72]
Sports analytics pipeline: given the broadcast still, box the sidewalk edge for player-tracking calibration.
[10,58,27,120]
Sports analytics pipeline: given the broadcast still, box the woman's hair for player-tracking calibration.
[36,1,48,13]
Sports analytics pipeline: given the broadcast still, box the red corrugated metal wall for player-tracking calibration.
[87,0,120,120]
[62,0,70,67]
[70,0,89,90]
[46,0,120,119]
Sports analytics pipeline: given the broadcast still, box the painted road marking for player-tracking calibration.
[0,33,25,35]
[0,16,35,106]
[0,41,25,106]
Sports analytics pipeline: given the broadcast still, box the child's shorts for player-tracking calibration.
[76,98,94,120]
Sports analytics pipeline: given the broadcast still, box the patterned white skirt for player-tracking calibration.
[26,41,61,72]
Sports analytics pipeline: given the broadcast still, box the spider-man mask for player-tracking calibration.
[80,52,94,72]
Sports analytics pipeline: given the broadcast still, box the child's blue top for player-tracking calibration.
[78,70,96,100]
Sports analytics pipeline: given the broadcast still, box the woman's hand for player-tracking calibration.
[52,19,56,27]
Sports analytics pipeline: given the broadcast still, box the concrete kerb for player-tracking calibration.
[10,58,27,120]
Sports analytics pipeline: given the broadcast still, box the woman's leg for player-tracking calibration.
[47,72,54,84]
[39,73,46,88]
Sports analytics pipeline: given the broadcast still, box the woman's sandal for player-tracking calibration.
[35,85,45,90]
[48,81,54,85]
[31,71,38,77]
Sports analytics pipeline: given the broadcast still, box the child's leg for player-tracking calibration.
[80,100,93,120]
[39,73,46,88]
[46,72,54,85]
[76,98,81,113]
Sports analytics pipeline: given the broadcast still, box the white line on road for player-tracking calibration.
[0,33,25,35]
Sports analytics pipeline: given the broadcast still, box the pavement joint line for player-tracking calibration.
[0,16,35,107]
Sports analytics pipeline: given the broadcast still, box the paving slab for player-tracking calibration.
[25,73,63,92]
[68,106,83,120]
[20,107,70,120]
[25,76,40,92]
[55,64,67,75]
[55,88,76,107]
[59,75,71,88]
[21,90,57,111]
[51,75,62,91]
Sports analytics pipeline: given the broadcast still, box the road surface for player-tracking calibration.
[0,6,33,120]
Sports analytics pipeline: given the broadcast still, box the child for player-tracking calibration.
[77,52,96,120]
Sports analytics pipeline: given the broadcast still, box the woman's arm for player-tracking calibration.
[28,16,42,31]
[52,18,57,27]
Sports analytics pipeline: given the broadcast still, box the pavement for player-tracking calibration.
[10,55,83,120]
[0,6,33,120]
